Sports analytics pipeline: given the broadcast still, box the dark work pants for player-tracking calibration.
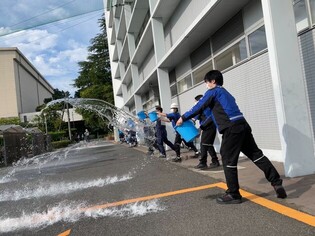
[200,125,218,164]
[156,130,176,155]
[174,132,198,157]
[145,138,159,151]
[220,121,282,197]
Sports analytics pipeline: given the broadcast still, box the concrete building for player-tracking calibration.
[0,47,54,120]
[103,0,315,177]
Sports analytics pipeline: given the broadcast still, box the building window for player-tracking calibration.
[177,74,192,93]
[127,82,133,97]
[129,103,136,115]
[248,26,267,55]
[135,10,150,47]
[192,60,213,85]
[142,91,159,111]
[169,69,177,96]
[170,84,177,96]
[293,0,309,31]
[214,39,247,71]
[310,0,315,24]
[190,39,211,69]
[212,11,244,54]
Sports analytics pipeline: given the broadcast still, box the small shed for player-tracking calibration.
[0,125,27,166]
[25,127,45,156]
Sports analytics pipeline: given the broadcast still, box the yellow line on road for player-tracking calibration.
[84,182,315,226]
[58,182,315,235]
[83,183,219,211]
[215,182,315,227]
[58,229,71,236]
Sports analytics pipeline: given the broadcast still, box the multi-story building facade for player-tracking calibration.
[0,48,54,120]
[104,0,315,177]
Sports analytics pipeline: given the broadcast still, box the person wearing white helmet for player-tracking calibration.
[157,102,200,162]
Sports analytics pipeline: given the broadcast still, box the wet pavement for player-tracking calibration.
[132,143,315,217]
[0,140,314,235]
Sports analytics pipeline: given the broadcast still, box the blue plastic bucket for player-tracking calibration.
[148,111,158,122]
[137,111,146,120]
[127,118,135,128]
[175,120,199,142]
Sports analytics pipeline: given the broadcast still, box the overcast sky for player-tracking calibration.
[0,0,104,97]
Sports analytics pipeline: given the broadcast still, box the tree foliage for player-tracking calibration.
[73,15,113,133]
[74,16,113,103]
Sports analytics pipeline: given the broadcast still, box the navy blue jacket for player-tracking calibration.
[166,112,181,128]
[195,107,215,130]
[182,86,244,133]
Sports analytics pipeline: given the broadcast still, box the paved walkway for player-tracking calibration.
[131,143,315,217]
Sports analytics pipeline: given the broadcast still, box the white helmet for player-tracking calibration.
[170,103,179,109]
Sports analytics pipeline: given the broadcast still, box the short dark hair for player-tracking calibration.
[155,106,163,112]
[194,94,203,101]
[204,70,223,86]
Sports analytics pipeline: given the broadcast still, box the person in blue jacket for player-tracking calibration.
[193,94,220,170]
[158,103,200,162]
[154,106,177,158]
[176,70,287,204]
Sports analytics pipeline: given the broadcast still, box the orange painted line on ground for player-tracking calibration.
[83,183,219,211]
[215,182,315,227]
[57,229,71,236]
[58,181,314,236]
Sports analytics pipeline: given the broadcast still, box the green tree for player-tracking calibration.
[73,15,113,132]
[74,16,113,103]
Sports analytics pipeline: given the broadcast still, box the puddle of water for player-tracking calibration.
[0,200,165,233]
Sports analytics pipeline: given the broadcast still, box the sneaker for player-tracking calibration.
[159,154,166,158]
[191,152,200,158]
[195,163,207,170]
[216,193,242,204]
[209,161,220,169]
[273,185,287,199]
[172,157,182,162]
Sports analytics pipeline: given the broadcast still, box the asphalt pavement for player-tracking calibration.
[0,140,314,236]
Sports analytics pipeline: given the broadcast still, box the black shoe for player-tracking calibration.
[172,157,182,162]
[195,163,207,170]
[192,152,200,158]
[216,193,242,204]
[209,161,220,169]
[273,185,287,199]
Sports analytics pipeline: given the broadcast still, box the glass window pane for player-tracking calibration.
[214,39,247,71]
[192,60,213,85]
[293,0,309,32]
[177,74,192,93]
[248,26,267,55]
[310,0,315,24]
[169,69,176,84]
[170,84,177,96]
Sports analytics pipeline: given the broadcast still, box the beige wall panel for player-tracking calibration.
[18,67,40,113]
[0,52,19,117]
[38,82,53,105]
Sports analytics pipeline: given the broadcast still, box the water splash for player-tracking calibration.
[0,200,165,233]
[0,142,84,183]
[0,174,132,202]
[0,168,16,183]
[45,98,157,145]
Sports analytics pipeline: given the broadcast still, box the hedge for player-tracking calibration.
[0,117,20,125]
[51,140,71,149]
[48,131,67,142]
